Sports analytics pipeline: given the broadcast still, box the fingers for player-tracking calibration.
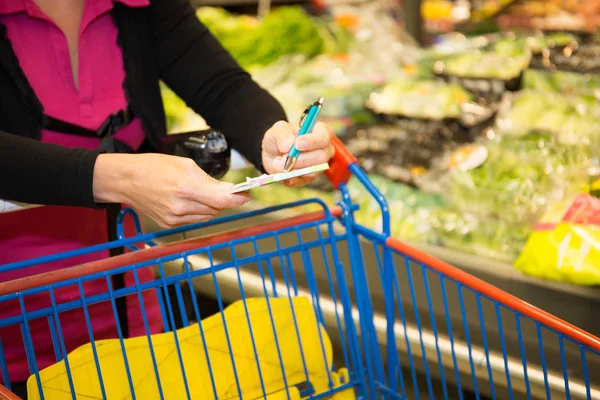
[291,144,335,170]
[157,213,214,229]
[290,123,334,169]
[284,173,317,188]
[173,201,219,218]
[261,120,335,177]
[158,199,220,228]
[199,189,251,211]
[264,121,296,154]
[271,144,333,173]
[294,122,333,152]
[159,192,251,228]
[187,170,252,210]
[271,156,286,172]
[186,183,251,211]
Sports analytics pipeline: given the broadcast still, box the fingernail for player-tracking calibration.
[296,139,307,150]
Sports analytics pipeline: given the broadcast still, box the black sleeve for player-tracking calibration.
[0,131,100,207]
[149,0,287,172]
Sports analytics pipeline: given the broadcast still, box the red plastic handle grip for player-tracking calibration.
[325,135,357,189]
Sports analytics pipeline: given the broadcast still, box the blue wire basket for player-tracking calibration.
[0,139,598,400]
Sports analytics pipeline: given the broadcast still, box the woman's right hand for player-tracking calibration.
[92,153,250,228]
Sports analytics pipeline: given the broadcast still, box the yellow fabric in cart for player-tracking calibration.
[27,296,346,400]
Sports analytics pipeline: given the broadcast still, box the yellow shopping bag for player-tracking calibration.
[515,194,600,286]
[27,296,352,400]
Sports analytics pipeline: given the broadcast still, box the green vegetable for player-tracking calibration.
[441,40,530,80]
[497,90,600,145]
[444,134,591,226]
[524,32,578,53]
[370,80,473,119]
[252,7,324,66]
[196,8,261,68]
[314,17,354,55]
[348,175,443,241]
[197,6,327,68]
[523,69,600,93]
[546,32,579,47]
[431,208,531,263]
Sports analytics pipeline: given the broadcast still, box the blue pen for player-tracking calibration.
[283,97,324,172]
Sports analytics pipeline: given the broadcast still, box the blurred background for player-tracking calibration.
[154,1,600,398]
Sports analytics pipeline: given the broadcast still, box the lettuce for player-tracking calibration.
[370,80,473,119]
[197,6,327,68]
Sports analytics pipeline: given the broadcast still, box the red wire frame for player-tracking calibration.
[0,386,19,400]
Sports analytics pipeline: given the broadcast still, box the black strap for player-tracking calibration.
[43,109,135,338]
[107,203,129,339]
[42,107,134,138]
[42,115,98,137]
[43,107,135,153]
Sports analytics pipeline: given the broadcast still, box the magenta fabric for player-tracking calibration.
[0,0,162,383]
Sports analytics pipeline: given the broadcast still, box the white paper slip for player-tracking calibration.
[229,163,330,194]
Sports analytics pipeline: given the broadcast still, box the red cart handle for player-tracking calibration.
[325,135,357,189]
[0,384,20,400]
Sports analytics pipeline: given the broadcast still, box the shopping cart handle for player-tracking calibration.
[324,135,390,235]
[0,383,20,399]
[325,135,357,189]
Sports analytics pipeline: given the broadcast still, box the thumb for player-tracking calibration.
[195,169,237,193]
[194,165,221,186]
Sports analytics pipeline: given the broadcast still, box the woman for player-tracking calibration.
[0,0,334,395]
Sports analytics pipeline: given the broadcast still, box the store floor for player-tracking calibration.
[401,373,486,400]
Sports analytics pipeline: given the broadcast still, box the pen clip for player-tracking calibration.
[298,98,324,130]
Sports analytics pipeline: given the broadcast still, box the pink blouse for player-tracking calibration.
[0,0,162,383]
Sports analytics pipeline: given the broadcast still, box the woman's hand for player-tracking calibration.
[261,121,335,187]
[92,153,250,228]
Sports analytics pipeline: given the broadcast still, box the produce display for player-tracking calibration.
[342,124,476,186]
[428,135,589,215]
[436,39,531,80]
[162,4,600,286]
[368,80,473,119]
[432,207,532,263]
[523,69,600,93]
[528,34,600,74]
[495,90,600,147]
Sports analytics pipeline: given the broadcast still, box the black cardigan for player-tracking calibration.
[0,0,286,207]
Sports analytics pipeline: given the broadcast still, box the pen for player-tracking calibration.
[283,97,324,172]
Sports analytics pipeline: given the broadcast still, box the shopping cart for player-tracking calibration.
[0,136,599,400]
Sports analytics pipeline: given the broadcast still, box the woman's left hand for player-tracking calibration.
[262,121,335,187]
